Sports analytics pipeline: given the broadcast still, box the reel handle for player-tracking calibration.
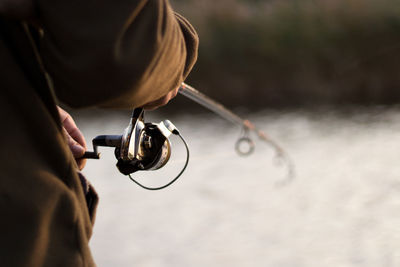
[83,151,100,159]
[82,135,122,159]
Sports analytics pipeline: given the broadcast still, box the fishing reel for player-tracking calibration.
[83,108,189,190]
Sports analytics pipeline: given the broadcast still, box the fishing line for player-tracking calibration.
[128,132,190,190]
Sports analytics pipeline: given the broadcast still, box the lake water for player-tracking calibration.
[77,108,400,267]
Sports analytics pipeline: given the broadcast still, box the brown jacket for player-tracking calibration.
[0,0,198,266]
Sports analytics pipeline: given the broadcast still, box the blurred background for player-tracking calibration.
[77,0,400,266]
[174,0,400,109]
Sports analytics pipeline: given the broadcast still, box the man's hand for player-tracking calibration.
[57,106,87,170]
[141,86,180,110]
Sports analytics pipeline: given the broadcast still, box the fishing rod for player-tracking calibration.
[84,83,295,189]
[179,83,295,184]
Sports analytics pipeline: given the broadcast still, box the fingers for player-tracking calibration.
[66,125,87,149]
[58,106,88,170]
[75,157,87,171]
[63,127,85,156]
[63,127,87,170]
[58,107,87,149]
[142,87,180,111]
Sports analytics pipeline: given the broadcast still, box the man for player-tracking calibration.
[0,0,198,266]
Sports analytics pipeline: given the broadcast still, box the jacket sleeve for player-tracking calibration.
[36,0,198,108]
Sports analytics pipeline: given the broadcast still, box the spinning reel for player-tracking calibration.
[83,108,189,190]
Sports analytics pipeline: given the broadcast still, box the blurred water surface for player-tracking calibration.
[77,108,400,267]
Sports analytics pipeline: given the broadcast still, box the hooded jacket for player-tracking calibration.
[0,0,198,266]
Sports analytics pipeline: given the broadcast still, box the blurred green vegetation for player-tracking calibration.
[171,0,400,109]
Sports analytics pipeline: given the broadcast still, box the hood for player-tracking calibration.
[0,0,35,19]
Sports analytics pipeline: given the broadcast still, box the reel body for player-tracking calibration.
[83,108,189,190]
